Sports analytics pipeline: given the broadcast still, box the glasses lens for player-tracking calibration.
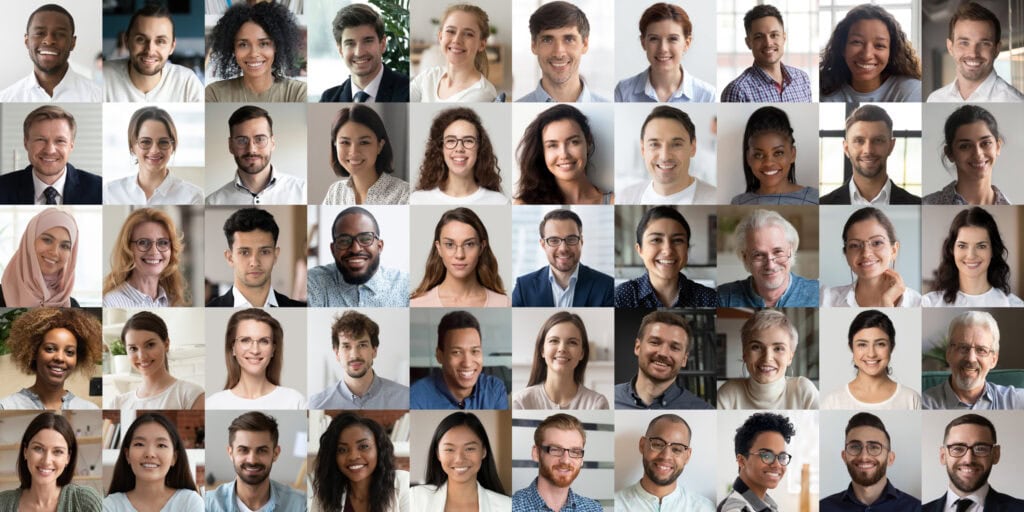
[334,235,353,248]
[778,453,792,466]
[355,233,376,246]
[565,235,580,246]
[846,443,862,456]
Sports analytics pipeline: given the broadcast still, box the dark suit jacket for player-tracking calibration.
[0,163,102,205]
[206,287,306,307]
[320,66,410,102]
[820,178,921,204]
[923,488,1024,512]
[511,264,615,307]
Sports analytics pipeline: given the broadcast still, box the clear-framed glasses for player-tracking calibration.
[646,437,689,456]
[332,232,378,250]
[749,250,791,266]
[945,443,995,458]
[231,135,271,148]
[950,343,995,358]
[131,238,171,252]
[235,336,273,349]
[443,136,477,150]
[845,441,888,457]
[540,445,584,459]
[136,138,174,151]
[843,237,890,253]
[749,450,792,466]
[543,235,581,247]
[439,240,480,253]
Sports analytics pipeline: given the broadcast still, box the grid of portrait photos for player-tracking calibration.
[0,0,1022,511]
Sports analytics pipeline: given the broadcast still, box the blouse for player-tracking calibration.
[512,384,609,410]
[323,173,411,205]
[614,272,719,308]
[409,187,510,205]
[821,382,921,410]
[0,484,101,512]
[102,489,204,511]
[820,282,922,307]
[410,287,511,307]
[110,379,204,410]
[410,66,498,103]
[716,376,819,410]
[921,288,1024,307]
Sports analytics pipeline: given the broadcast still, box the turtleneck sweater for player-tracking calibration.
[717,376,819,409]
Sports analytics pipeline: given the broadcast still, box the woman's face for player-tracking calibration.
[844,219,899,280]
[949,121,1001,182]
[234,21,276,80]
[130,221,171,279]
[335,121,384,178]
[437,424,485,486]
[746,132,796,192]
[953,226,992,282]
[743,326,794,384]
[23,428,69,486]
[232,319,275,379]
[126,421,176,483]
[125,329,168,377]
[133,120,174,175]
[442,119,479,181]
[635,218,688,282]
[642,19,689,72]
[335,424,378,485]
[36,328,77,387]
[34,226,72,276]
[851,327,892,378]
[542,321,584,376]
[843,19,890,88]
[438,10,486,69]
[542,119,588,183]
[435,220,483,282]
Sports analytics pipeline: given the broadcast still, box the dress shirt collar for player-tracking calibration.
[432,370,477,407]
[732,476,778,512]
[850,178,892,205]
[944,483,989,511]
[32,167,68,204]
[643,65,693,101]
[531,76,600,102]
[352,66,384,101]
[233,166,278,195]
[231,285,279,307]
[337,372,380,400]
[548,263,580,291]
[940,377,994,408]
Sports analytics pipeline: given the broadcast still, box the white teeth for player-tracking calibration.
[855,63,878,69]
[39,50,58,55]
[655,259,676,265]
[656,162,676,170]
[347,464,366,470]
[458,370,475,378]
[141,463,159,468]
[761,169,781,176]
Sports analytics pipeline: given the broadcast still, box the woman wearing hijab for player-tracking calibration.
[0,208,79,307]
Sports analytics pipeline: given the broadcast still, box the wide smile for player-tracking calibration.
[138,55,160,66]
[139,462,161,470]
[759,168,783,177]
[547,58,571,72]
[244,60,268,71]
[457,369,478,381]
[47,364,68,378]
[140,255,165,267]
[763,468,783,481]
[961,58,985,69]
[653,54,674,64]
[135,359,155,371]
[960,260,984,271]
[35,466,58,477]
[853,61,880,71]
[351,55,373,67]
[756,364,778,377]
[654,161,678,173]
[450,465,472,475]
[860,358,882,370]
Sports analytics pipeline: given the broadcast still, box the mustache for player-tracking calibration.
[241,463,266,471]
[959,362,981,371]
[348,359,365,365]
[343,252,372,260]
[649,355,674,366]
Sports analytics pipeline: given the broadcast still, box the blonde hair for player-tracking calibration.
[440,4,490,76]
[103,208,188,306]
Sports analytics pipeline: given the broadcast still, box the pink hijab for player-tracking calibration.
[1,208,79,307]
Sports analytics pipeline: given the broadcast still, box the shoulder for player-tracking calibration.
[68,164,102,184]
[277,77,308,100]
[63,484,102,508]
[320,80,350,102]
[790,376,820,399]
[171,489,204,506]
[482,487,512,506]
[921,291,943,307]
[0,489,19,505]
[819,184,849,204]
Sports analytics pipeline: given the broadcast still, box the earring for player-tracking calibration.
[886,365,893,376]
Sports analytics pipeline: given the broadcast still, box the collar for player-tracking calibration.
[547,263,581,291]
[233,166,278,195]
[643,65,691,100]
[839,479,902,505]
[732,477,776,512]
[742,274,794,307]
[352,66,384,100]
[19,387,75,406]
[945,483,989,511]
[232,285,279,307]
[338,371,379,400]
[32,167,69,202]
[523,477,586,511]
[849,177,892,204]
[636,272,686,306]
[432,371,477,408]
[943,377,993,407]
[750,63,793,86]
[224,480,280,511]
[954,70,999,100]
[534,77,597,102]
[627,374,683,407]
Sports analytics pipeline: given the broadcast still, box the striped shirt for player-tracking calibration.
[103,282,170,307]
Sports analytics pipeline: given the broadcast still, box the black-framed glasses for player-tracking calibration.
[543,235,581,247]
[131,238,171,252]
[646,437,689,456]
[136,138,174,151]
[540,445,584,459]
[845,441,888,457]
[332,232,378,249]
[443,136,477,150]
[945,443,995,458]
[231,135,271,148]
[749,450,792,466]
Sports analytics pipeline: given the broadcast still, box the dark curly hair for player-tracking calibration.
[107,413,198,495]
[733,412,796,457]
[515,104,596,204]
[819,4,921,96]
[935,207,1011,304]
[208,2,301,80]
[416,107,502,194]
[313,413,396,512]
[10,307,101,378]
[742,106,797,193]
[424,412,506,495]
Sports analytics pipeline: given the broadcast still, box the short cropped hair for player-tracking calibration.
[636,311,693,354]
[223,208,280,248]
[645,413,692,440]
[740,309,799,351]
[127,2,174,39]
[641,105,695,142]
[538,209,583,238]
[534,413,586,447]
[436,310,481,352]
[943,413,997,444]
[333,3,385,44]
[27,4,74,35]
[23,105,77,140]
[734,209,800,273]
[228,411,280,447]
[332,206,381,238]
[529,1,589,40]
[844,104,893,135]
[949,2,1000,45]
[228,105,274,135]
[331,310,380,351]
[845,412,891,445]
[743,4,784,35]
[733,412,796,457]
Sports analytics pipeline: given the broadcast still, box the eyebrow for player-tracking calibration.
[955,135,994,144]
[132,436,171,443]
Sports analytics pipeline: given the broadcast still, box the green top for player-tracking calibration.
[205,76,307,103]
[0,483,102,512]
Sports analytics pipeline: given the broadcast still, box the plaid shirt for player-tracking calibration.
[721,63,812,103]
[512,478,602,512]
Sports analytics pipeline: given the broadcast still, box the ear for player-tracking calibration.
[273,444,281,461]
[169,38,177,55]
[377,137,385,155]
[435,347,444,366]
[581,36,589,54]
[69,35,76,52]
[891,241,900,261]
[532,445,540,463]
[225,249,234,265]
[227,444,233,457]
[744,35,753,50]
[273,246,281,261]
[633,337,642,357]
[887,449,895,466]
[842,138,850,159]
[531,37,539,56]
[946,38,954,57]
[992,444,1000,465]
[634,242,642,259]
[638,436,646,456]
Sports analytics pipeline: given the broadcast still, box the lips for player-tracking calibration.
[456,369,478,382]
[47,364,68,378]
[245,60,267,71]
[756,364,778,377]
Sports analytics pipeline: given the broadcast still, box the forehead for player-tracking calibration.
[546,321,581,339]
[29,428,69,448]
[538,25,583,39]
[645,19,685,35]
[750,430,786,451]
[847,120,889,137]
[956,225,990,243]
[132,221,170,238]
[644,118,690,140]
[542,218,580,237]
[643,217,687,237]
[138,120,171,137]
[852,326,890,341]
[440,220,479,240]
[846,425,887,443]
[747,326,792,346]
[953,19,996,39]
[847,218,887,237]
[647,419,690,443]
[341,24,379,41]
[954,121,995,140]
[124,329,162,345]
[444,119,478,137]
[946,423,994,444]
[542,119,583,140]
[443,327,481,351]
[339,424,374,443]
[134,421,171,440]
[233,229,275,247]
[338,331,371,345]
[232,429,274,447]
[338,121,376,139]
[231,117,272,136]
[236,318,273,337]
[950,323,994,345]
[540,426,583,447]
[748,131,790,149]
[747,224,788,249]
[27,118,73,137]
[749,16,783,33]
[42,327,77,347]
[643,322,687,344]
[334,213,375,235]
[28,10,73,31]
[39,226,71,241]
[236,21,270,40]
[440,424,481,445]
[442,10,480,29]
[849,19,890,40]
[131,15,174,36]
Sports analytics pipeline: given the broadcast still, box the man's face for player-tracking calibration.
[24,118,74,183]
[228,430,279,486]
[532,427,584,488]
[946,324,998,394]
[634,322,688,384]
[744,225,793,292]
[947,19,999,83]
[641,118,696,188]
[226,229,279,291]
[745,16,786,69]
[330,213,382,285]
[941,423,1000,494]
[640,419,691,488]
[435,327,483,398]
[229,117,276,176]
[540,219,582,274]
[25,10,75,75]
[339,24,385,81]
[531,26,589,87]
[126,15,176,77]
[737,431,787,493]
[336,331,377,379]
[841,426,893,488]
[843,120,894,180]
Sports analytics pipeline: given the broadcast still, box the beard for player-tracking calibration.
[236,462,271,485]
[642,458,683,487]
[947,461,992,494]
[639,355,678,385]
[539,460,580,488]
[336,253,380,285]
[846,459,888,487]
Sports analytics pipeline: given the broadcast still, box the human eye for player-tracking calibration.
[259,40,273,48]
[671,237,687,246]
[855,341,867,349]
[260,248,273,256]
[956,242,967,250]
[337,445,348,454]
[464,240,478,249]
[443,241,455,250]
[773,345,786,353]
[671,446,684,455]
[239,248,251,256]
[445,28,456,35]
[541,35,553,44]
[358,443,371,451]
[648,236,663,245]
[978,243,989,250]
[568,339,579,346]
[958,143,972,151]
[870,239,886,249]
[981,140,993,148]
[128,345,138,353]
[751,151,764,160]
[669,343,683,353]
[236,41,248,49]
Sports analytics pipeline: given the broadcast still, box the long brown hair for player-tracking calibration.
[526,311,590,387]
[223,308,284,389]
[410,207,504,298]
[416,107,502,193]
[102,208,188,306]
[515,104,596,204]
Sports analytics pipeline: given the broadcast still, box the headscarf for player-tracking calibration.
[1,208,79,307]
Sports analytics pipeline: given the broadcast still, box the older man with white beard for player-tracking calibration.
[615,414,713,511]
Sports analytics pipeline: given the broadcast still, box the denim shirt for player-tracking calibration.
[205,479,307,512]
[718,273,820,307]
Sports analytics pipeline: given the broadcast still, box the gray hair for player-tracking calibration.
[741,309,799,350]
[947,311,1000,353]
[734,209,800,273]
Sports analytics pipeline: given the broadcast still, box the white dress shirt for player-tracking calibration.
[943,483,989,511]
[32,169,68,204]
[206,167,307,205]
[231,286,279,308]
[0,68,102,102]
[850,178,893,205]
[928,71,1024,102]
[352,66,384,102]
[105,174,203,205]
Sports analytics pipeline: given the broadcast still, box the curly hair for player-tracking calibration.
[313,413,397,512]
[410,207,505,298]
[526,311,590,387]
[819,4,921,96]
[330,105,393,178]
[223,308,284,389]
[416,107,502,193]
[18,412,77,489]
[330,310,380,351]
[208,2,301,80]
[733,412,796,457]
[107,413,197,495]
[102,208,188,306]
[424,412,506,495]
[742,106,797,193]
[515,104,596,204]
[9,307,101,378]
[935,207,1010,304]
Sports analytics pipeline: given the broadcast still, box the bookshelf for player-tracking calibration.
[0,410,104,494]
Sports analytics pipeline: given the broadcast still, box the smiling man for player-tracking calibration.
[320,3,409,102]
[721,5,812,102]
[208,208,305,307]
[928,2,1024,102]
[620,106,717,204]
[513,413,602,512]
[517,1,607,103]
[719,412,796,512]
[615,311,711,410]
[616,414,714,511]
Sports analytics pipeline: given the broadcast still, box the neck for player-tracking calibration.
[442,174,479,197]
[956,72,990,100]
[130,479,170,500]
[137,168,170,198]
[954,176,995,205]
[34,65,69,96]
[758,181,799,195]
[556,178,596,203]
[444,62,480,85]
[128,65,163,93]
[852,172,888,201]
[445,478,479,505]
[536,476,571,510]
[754,274,789,306]
[951,377,985,405]
[242,73,274,95]
[344,370,375,397]
[33,167,64,186]
[23,481,61,507]
[639,474,677,499]
[238,165,273,194]
[647,66,683,102]
[648,272,679,307]
[958,277,991,296]
[439,275,484,297]
[348,477,371,500]
[127,273,162,299]
[141,369,176,393]
[236,280,271,307]
[543,374,578,406]
[633,373,674,406]
[852,372,893,390]
[755,60,784,82]
[652,176,693,197]
[234,373,273,398]
[348,172,380,205]
[550,263,577,290]
[542,76,583,103]
[739,474,768,500]
[235,477,272,510]
[852,477,889,506]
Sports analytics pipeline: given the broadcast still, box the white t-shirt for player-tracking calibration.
[921,288,1024,307]
[410,66,498,103]
[105,174,203,205]
[511,384,610,410]
[103,59,204,102]
[206,386,307,409]
[409,186,509,205]
[820,282,922,307]
[110,379,205,410]
[618,178,717,205]
[821,382,921,410]
[103,489,204,511]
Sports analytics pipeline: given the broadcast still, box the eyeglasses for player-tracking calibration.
[439,240,480,253]
[646,437,689,456]
[231,135,271,148]
[749,251,791,266]
[946,443,995,458]
[332,232,378,249]
[443,136,477,150]
[843,238,891,253]
[845,441,888,457]
[950,343,995,358]
[540,445,584,459]
[543,235,581,247]
[131,238,171,252]
[136,138,174,151]
[235,337,273,349]
[749,450,792,466]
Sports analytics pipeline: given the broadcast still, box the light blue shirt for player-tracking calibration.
[0,388,98,410]
[308,372,410,409]
[517,78,609,102]
[206,479,307,512]
[614,66,715,103]
[614,481,714,511]
[307,263,409,307]
[548,264,580,308]
[922,378,1024,410]
[718,273,820,307]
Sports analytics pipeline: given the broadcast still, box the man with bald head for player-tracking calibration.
[615,414,713,510]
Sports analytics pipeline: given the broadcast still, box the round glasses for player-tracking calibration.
[443,136,477,150]
[749,450,792,466]
[131,238,171,252]
[136,138,174,151]
[845,441,888,457]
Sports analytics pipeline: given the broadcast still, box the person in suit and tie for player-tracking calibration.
[207,207,305,307]
[0,105,101,204]
[511,209,614,307]
[320,3,409,103]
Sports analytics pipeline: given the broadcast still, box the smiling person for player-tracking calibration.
[519,1,606,102]
[923,105,1009,205]
[105,107,203,205]
[206,308,306,409]
[922,207,1023,307]
[321,3,410,103]
[512,413,601,511]
[324,105,410,205]
[0,308,100,410]
[0,412,101,511]
[719,412,796,512]
[102,208,188,307]
[412,412,510,510]
[722,5,812,102]
[0,208,80,307]
[615,414,714,511]
[614,311,711,410]
[411,107,508,205]
[103,3,203,102]
[104,413,204,511]
[410,4,497,103]
[928,2,1024,102]
[730,106,818,205]
[313,413,409,512]
[513,311,609,409]
[616,3,714,103]
[109,312,204,412]
[820,4,922,102]
[821,310,922,410]
[206,2,306,102]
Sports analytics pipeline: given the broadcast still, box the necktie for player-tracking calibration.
[43,186,58,204]
[955,498,973,512]
[353,91,370,103]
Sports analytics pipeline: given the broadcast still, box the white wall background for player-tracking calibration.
[408,205,512,296]
[204,307,308,399]
[920,410,1024,502]
[205,410,308,493]
[0,0,102,88]
[818,205,922,291]
[819,410,921,499]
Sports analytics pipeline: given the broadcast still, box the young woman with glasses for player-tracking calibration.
[105,107,202,205]
[411,107,508,205]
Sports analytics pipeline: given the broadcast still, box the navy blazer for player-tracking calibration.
[511,264,615,307]
[206,287,307,307]
[320,66,410,102]
[0,163,102,204]
[923,488,1024,512]
[820,178,922,204]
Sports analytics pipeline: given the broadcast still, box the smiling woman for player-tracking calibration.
[410,4,497,102]
[0,208,79,307]
[108,311,204,411]
[105,107,203,205]
[324,105,410,205]
[513,311,608,410]
[313,413,409,512]
[731,106,818,205]
[102,208,188,307]
[924,105,1009,205]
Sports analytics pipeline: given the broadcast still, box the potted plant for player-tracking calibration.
[0,308,28,374]
[109,338,130,375]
